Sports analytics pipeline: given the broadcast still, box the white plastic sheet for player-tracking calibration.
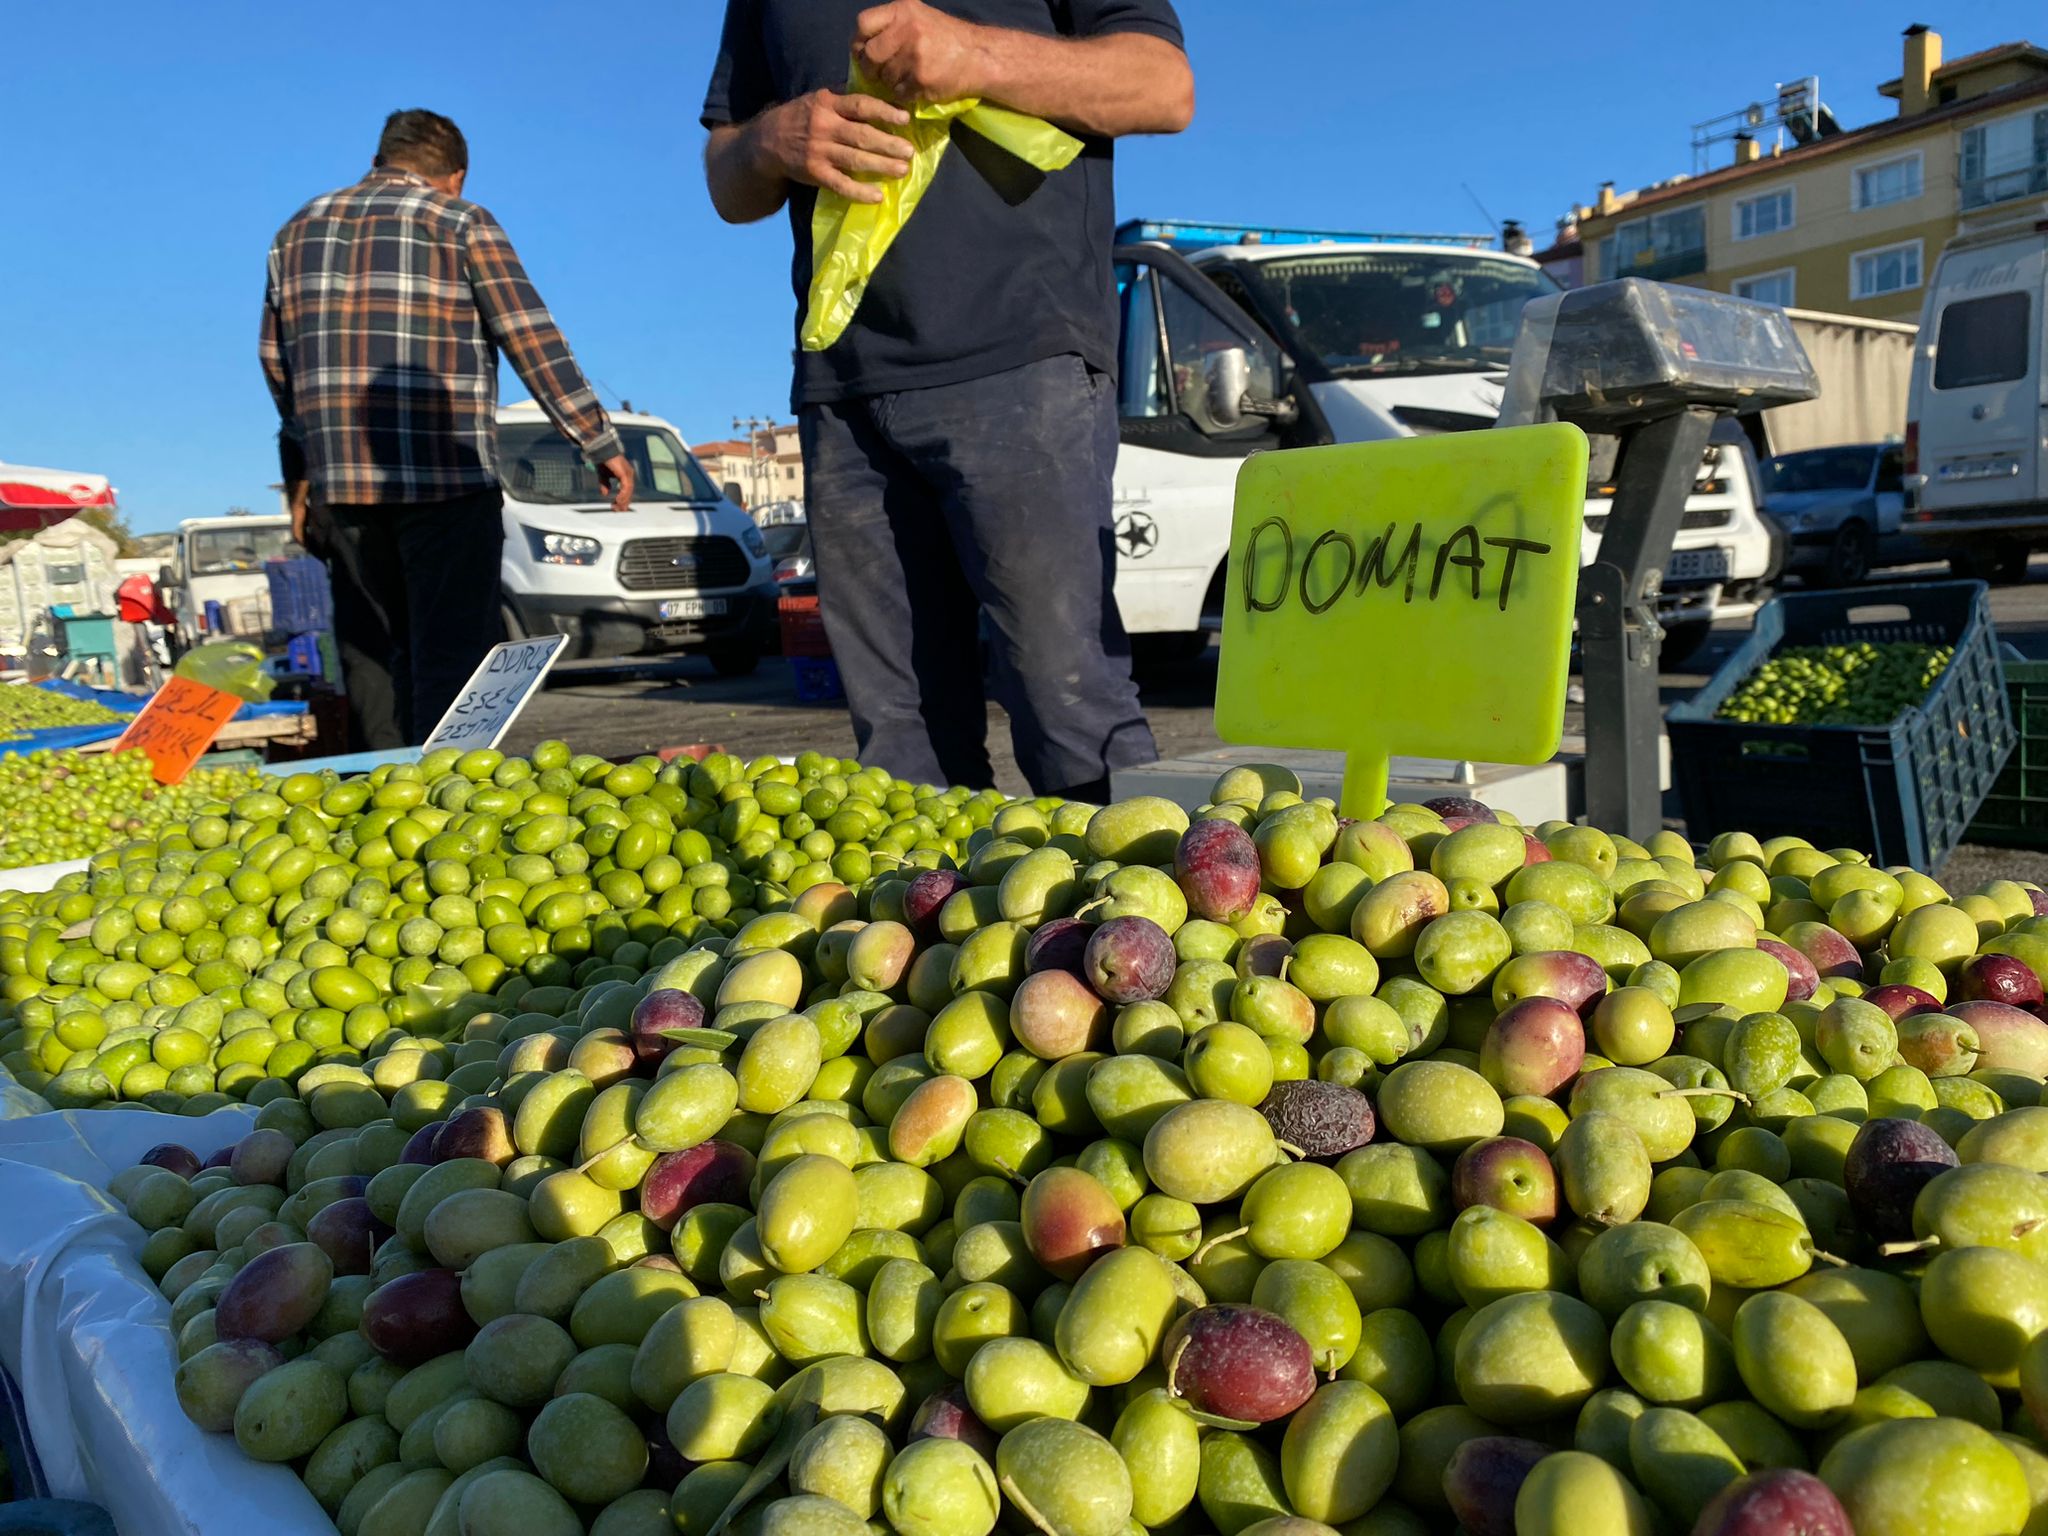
[0,1073,51,1120]
[0,1103,251,1190]
[0,857,90,896]
[0,1107,330,1535]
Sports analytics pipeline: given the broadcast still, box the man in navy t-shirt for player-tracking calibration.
[702,0,1191,798]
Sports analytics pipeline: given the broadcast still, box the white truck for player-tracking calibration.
[159,511,296,645]
[1110,220,1777,663]
[1900,217,2048,582]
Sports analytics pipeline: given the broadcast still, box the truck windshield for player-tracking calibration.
[499,423,720,505]
[187,524,294,575]
[1761,447,1877,495]
[1235,252,1555,377]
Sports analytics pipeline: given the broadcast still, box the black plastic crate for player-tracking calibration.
[1966,658,2048,848]
[1666,581,2013,870]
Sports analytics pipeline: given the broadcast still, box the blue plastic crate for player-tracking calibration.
[1667,581,2013,870]
[789,656,844,704]
[265,558,332,634]
[286,633,324,678]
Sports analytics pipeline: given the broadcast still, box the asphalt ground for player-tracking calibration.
[504,561,2048,887]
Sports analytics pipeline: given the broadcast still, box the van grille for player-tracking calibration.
[1585,505,1733,535]
[616,536,751,592]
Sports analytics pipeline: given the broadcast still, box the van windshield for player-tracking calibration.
[186,523,294,575]
[500,423,720,505]
[1235,252,1555,376]
[1761,447,1877,495]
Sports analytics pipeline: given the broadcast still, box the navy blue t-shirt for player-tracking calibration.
[702,0,1184,409]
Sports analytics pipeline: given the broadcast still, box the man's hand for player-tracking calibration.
[598,455,636,512]
[751,90,914,204]
[854,0,986,104]
[286,481,311,546]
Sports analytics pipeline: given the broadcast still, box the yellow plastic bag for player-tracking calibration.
[173,640,274,702]
[801,60,1084,353]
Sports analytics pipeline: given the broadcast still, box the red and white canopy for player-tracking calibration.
[0,462,116,533]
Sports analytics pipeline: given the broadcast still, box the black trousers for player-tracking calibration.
[311,487,506,751]
[800,354,1157,797]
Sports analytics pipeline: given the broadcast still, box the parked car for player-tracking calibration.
[495,402,778,672]
[1578,415,1776,664]
[759,512,811,579]
[1762,441,1909,586]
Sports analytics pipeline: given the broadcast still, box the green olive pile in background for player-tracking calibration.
[1716,642,1954,727]
[96,759,2048,1536]
[0,749,264,870]
[0,744,1005,1112]
[0,683,131,741]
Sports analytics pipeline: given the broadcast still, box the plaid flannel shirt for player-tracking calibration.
[261,167,622,505]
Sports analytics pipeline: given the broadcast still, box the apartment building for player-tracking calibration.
[1576,26,2048,321]
[694,423,804,510]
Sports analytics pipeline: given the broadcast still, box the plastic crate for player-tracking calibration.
[1966,658,2048,848]
[789,656,844,703]
[264,558,333,634]
[1666,581,2013,870]
[778,594,832,658]
[284,633,326,679]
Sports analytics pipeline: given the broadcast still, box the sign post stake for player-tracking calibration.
[1339,740,1391,823]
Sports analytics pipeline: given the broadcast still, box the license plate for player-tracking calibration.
[1666,547,1732,582]
[659,598,727,620]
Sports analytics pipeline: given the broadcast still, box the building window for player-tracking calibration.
[1732,269,1796,308]
[1961,108,2048,209]
[1851,240,1922,300]
[1604,205,1707,280]
[1732,189,1794,241]
[1852,151,1924,210]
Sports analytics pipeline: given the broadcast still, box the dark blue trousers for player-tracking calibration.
[799,353,1157,796]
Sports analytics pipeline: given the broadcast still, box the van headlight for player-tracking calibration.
[741,525,768,559]
[523,528,602,565]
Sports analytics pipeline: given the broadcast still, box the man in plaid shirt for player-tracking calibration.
[261,109,631,750]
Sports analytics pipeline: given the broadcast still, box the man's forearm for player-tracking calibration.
[957,30,1193,137]
[706,122,790,224]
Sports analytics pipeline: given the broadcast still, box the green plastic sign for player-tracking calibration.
[1216,423,1589,818]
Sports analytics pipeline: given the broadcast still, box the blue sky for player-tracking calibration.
[2,1,2038,531]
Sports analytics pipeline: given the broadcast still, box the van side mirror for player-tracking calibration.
[1204,349,1251,431]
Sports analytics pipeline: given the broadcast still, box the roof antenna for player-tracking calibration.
[1461,183,1502,237]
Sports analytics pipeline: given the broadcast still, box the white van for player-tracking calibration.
[1901,222,2048,582]
[495,402,778,672]
[1108,221,1777,664]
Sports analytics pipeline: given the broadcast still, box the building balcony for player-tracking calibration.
[1611,248,1710,282]
[1961,162,2048,209]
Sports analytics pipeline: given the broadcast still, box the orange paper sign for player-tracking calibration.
[113,677,242,783]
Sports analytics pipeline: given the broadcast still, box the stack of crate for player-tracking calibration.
[264,559,334,681]
[778,593,843,703]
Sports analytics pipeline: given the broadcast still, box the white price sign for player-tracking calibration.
[420,634,568,753]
